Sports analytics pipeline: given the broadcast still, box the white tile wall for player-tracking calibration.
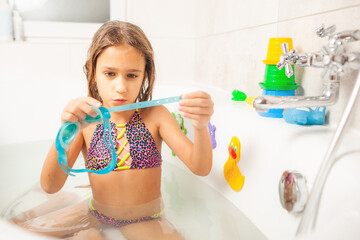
[195,0,279,37]
[0,42,70,84]
[150,37,196,85]
[68,43,91,87]
[278,0,360,21]
[126,0,198,38]
[195,25,277,96]
[0,42,89,145]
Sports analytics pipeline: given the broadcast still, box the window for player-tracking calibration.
[12,0,125,42]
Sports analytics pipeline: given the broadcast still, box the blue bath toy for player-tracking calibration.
[208,122,216,149]
[56,96,182,176]
[171,112,187,157]
[283,107,326,125]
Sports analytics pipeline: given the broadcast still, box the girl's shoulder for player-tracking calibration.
[140,105,171,124]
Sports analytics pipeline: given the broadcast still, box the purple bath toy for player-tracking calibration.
[208,122,217,149]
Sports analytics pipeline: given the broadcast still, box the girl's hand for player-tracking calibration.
[61,97,102,124]
[179,91,214,129]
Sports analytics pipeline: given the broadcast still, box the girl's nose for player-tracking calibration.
[114,76,126,93]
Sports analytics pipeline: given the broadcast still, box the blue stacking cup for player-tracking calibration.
[257,90,295,118]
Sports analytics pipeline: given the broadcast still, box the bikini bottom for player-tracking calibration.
[88,197,164,228]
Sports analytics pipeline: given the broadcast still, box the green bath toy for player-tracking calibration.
[171,112,187,157]
[232,90,247,101]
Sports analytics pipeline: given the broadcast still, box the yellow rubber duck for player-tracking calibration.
[224,136,245,191]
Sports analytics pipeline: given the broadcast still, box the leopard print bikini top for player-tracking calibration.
[86,110,162,171]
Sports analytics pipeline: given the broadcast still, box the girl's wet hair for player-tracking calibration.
[84,21,155,102]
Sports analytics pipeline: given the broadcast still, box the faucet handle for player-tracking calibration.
[315,24,336,38]
[276,42,295,78]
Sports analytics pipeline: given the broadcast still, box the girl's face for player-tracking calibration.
[95,43,145,108]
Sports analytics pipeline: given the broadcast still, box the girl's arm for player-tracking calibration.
[40,133,83,194]
[40,97,102,194]
[159,91,214,176]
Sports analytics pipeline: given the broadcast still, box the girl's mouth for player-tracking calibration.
[114,99,127,104]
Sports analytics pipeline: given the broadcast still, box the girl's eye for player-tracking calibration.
[127,74,138,78]
[105,72,115,77]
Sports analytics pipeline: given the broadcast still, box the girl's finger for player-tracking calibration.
[85,97,102,108]
[70,108,87,120]
[182,91,210,100]
[182,112,210,121]
[179,98,213,108]
[62,111,79,123]
[79,101,98,117]
[179,106,213,115]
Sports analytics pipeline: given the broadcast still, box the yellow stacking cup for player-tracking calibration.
[263,38,293,65]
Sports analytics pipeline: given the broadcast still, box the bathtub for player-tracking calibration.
[1,83,360,239]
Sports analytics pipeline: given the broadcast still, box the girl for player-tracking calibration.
[16,21,213,239]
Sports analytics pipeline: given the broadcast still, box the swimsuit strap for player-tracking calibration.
[115,123,131,169]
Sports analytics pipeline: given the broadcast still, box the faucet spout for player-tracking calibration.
[253,83,339,111]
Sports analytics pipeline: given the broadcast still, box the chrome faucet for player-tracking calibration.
[253,24,360,111]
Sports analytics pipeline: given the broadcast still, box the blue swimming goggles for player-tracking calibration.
[56,96,182,176]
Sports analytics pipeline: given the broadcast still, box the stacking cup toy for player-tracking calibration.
[263,38,293,65]
[257,89,295,118]
[259,65,299,91]
[258,37,299,118]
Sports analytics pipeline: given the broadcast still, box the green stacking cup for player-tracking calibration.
[259,65,299,91]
